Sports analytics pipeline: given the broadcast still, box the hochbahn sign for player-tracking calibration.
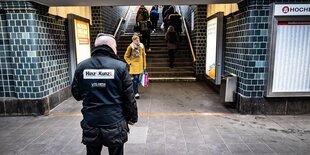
[274,4,310,16]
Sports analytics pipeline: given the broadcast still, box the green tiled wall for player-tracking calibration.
[0,1,69,99]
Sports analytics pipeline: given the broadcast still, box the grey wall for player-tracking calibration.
[179,5,194,33]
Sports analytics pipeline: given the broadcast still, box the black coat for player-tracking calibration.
[169,14,182,33]
[71,45,138,146]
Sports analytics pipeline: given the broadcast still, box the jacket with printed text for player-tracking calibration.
[71,45,138,127]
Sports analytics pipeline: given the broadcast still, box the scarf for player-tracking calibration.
[131,42,141,57]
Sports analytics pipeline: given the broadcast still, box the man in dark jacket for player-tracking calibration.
[139,19,152,51]
[71,33,138,155]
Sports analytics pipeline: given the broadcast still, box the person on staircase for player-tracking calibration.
[162,5,171,21]
[124,33,147,99]
[165,25,179,68]
[150,5,159,33]
[168,11,182,41]
[163,5,174,32]
[136,5,149,24]
[139,18,152,52]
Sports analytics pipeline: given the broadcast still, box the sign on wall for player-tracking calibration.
[272,22,310,92]
[205,12,224,85]
[274,4,310,16]
[206,18,217,80]
[266,3,310,97]
[68,14,91,82]
[74,19,90,63]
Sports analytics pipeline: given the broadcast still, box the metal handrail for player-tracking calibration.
[176,6,196,63]
[182,16,196,63]
[113,6,131,38]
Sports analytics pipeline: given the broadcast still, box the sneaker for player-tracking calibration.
[135,93,140,99]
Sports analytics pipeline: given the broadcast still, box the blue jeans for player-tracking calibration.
[133,74,140,94]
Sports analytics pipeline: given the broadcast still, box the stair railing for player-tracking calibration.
[114,6,132,39]
[176,6,196,63]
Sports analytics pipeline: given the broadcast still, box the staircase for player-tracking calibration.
[116,6,195,81]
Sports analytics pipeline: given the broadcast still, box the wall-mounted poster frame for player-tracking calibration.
[205,12,224,85]
[266,3,310,97]
[68,14,91,82]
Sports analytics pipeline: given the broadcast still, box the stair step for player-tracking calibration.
[147,62,193,67]
[117,47,190,50]
[117,43,189,46]
[147,67,194,72]
[146,58,193,61]
[117,50,191,54]
[148,71,195,77]
[149,77,196,82]
[117,48,191,52]
[145,55,192,58]
[119,58,193,62]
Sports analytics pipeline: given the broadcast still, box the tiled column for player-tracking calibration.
[0,1,71,115]
[193,5,207,76]
[225,0,310,114]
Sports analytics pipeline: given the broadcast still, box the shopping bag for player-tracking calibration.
[140,70,149,87]
[160,23,165,31]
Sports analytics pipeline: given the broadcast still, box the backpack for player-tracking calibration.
[168,32,177,43]
[142,8,149,20]
[139,21,148,32]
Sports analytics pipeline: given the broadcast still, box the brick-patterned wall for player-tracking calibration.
[192,5,207,75]
[90,6,128,47]
[225,0,310,114]
[0,1,69,99]
[225,6,269,97]
[0,2,69,99]
[225,0,310,98]
[35,14,69,98]
[0,12,14,97]
[0,1,71,115]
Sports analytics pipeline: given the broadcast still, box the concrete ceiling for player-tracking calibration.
[13,0,238,6]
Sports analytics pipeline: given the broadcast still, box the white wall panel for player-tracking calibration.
[272,24,310,92]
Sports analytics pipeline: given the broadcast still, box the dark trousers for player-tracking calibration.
[141,32,150,49]
[151,20,158,30]
[168,49,176,68]
[86,144,124,155]
[133,74,140,94]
